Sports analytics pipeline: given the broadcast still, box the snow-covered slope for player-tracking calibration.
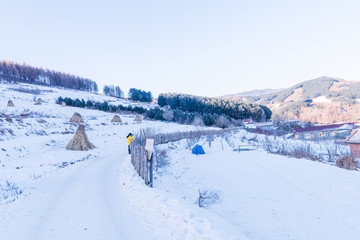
[0,83,210,239]
[1,82,360,240]
[137,137,360,240]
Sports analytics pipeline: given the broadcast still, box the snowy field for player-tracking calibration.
[135,137,360,239]
[1,82,360,240]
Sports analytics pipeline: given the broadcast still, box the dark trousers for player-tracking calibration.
[128,145,131,154]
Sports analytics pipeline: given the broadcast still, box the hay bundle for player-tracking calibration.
[134,115,142,122]
[61,101,66,107]
[111,115,122,123]
[7,100,14,107]
[66,125,95,151]
[34,98,42,105]
[69,112,84,123]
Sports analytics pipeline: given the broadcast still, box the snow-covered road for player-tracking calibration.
[0,147,155,240]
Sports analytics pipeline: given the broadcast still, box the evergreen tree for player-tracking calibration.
[128,88,153,102]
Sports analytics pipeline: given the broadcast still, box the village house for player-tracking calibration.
[244,120,275,131]
[255,122,275,131]
[292,123,357,140]
[243,119,255,129]
[345,129,360,158]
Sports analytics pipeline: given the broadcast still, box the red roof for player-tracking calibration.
[294,123,354,133]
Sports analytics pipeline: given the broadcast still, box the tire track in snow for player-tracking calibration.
[0,148,154,240]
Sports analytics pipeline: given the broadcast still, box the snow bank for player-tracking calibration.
[119,157,248,240]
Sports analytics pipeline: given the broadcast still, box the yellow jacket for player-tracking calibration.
[127,135,134,145]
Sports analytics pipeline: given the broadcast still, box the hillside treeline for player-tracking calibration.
[57,96,252,128]
[0,61,98,92]
[158,93,271,121]
[57,96,146,114]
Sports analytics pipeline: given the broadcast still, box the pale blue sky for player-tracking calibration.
[1,0,360,97]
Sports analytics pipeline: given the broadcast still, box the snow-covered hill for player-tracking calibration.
[1,82,360,240]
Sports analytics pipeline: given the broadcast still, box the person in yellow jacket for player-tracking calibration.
[126,133,134,154]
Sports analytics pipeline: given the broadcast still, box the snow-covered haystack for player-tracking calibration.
[66,125,94,151]
[61,102,66,107]
[7,100,14,107]
[69,112,84,123]
[134,115,142,123]
[111,115,122,123]
[34,98,42,105]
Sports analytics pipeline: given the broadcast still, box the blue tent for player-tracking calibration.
[192,144,205,155]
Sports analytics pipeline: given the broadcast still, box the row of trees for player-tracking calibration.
[128,88,153,102]
[103,85,124,98]
[0,61,157,103]
[0,61,98,92]
[102,86,154,102]
[56,96,242,128]
[146,108,243,128]
[158,93,271,121]
[56,96,146,114]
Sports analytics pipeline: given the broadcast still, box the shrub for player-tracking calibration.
[215,115,231,128]
[195,189,221,209]
[154,148,170,171]
[202,114,215,126]
[163,109,174,121]
[192,115,204,126]
[336,155,358,170]
[146,108,165,120]
[9,87,42,95]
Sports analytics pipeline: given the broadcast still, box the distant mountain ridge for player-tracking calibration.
[221,88,283,98]
[247,76,360,103]
[243,76,360,124]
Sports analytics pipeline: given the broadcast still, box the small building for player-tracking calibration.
[345,129,360,158]
[292,123,357,140]
[254,122,276,135]
[243,119,255,129]
[255,122,275,131]
[244,123,256,129]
